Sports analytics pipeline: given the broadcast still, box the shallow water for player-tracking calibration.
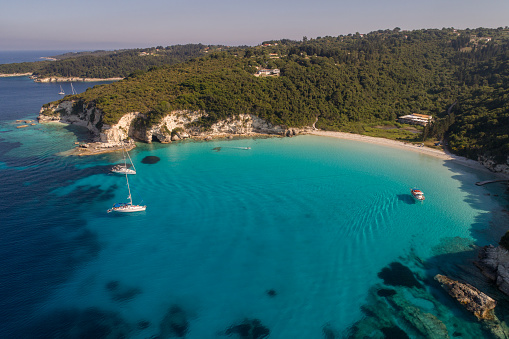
[1,71,508,338]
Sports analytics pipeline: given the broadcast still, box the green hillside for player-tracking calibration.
[43,27,509,162]
[0,44,228,78]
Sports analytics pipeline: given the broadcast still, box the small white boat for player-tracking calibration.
[58,85,65,95]
[111,164,136,175]
[111,145,136,175]
[70,83,77,95]
[411,188,425,201]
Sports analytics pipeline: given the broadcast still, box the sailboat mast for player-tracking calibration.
[125,145,136,172]
[126,171,133,205]
[121,143,132,205]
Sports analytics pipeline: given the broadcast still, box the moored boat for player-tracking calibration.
[411,188,425,201]
[111,164,136,175]
[108,202,146,213]
[108,143,146,213]
[111,144,136,174]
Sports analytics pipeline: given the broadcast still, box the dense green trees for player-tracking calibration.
[0,44,226,78]
[41,27,509,163]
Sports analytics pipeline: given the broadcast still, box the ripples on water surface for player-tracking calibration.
[1,75,509,338]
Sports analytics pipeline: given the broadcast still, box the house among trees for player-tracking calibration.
[398,113,433,126]
[254,68,280,77]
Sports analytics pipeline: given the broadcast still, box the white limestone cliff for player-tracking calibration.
[38,101,102,137]
[38,101,293,148]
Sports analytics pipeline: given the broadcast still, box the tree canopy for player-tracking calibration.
[42,27,509,162]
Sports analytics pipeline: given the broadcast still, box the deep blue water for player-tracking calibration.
[1,52,509,338]
[0,50,76,64]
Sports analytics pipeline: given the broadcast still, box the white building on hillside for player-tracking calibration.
[398,113,433,126]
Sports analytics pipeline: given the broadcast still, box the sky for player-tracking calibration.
[1,0,508,51]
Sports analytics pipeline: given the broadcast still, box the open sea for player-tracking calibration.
[1,51,509,338]
[0,50,79,64]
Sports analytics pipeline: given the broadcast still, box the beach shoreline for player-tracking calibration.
[309,130,509,179]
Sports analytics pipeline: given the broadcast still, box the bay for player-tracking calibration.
[0,52,508,338]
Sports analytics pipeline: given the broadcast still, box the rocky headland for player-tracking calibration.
[38,99,306,155]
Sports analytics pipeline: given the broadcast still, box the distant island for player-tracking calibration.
[0,44,230,81]
[36,27,509,174]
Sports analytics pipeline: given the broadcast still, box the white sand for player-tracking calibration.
[309,130,509,178]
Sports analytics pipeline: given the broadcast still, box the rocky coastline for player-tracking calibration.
[38,99,307,155]
[0,73,122,82]
[0,73,33,77]
[36,98,509,177]
[475,245,509,296]
[32,76,123,83]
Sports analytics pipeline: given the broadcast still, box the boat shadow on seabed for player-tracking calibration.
[397,194,417,205]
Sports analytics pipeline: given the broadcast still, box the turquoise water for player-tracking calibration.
[5,126,509,337]
[1,69,509,337]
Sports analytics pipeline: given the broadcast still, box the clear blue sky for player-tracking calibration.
[1,0,508,51]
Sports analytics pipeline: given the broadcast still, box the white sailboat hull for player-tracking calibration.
[108,204,146,213]
[111,166,136,175]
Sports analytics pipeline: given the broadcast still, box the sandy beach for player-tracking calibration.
[309,130,509,179]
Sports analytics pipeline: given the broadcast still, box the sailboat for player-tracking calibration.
[107,145,146,213]
[111,145,136,174]
[70,83,77,95]
[58,85,65,95]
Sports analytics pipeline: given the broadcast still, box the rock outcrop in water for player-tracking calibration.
[433,274,509,339]
[475,245,509,296]
[434,274,497,320]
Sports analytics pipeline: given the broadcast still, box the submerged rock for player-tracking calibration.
[350,285,450,339]
[21,307,131,338]
[105,280,142,302]
[390,292,449,338]
[434,274,496,320]
[377,288,397,298]
[141,156,160,164]
[225,318,269,339]
[378,262,423,289]
[322,323,340,339]
[159,305,189,338]
[266,289,277,297]
[138,320,150,330]
[380,326,410,339]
